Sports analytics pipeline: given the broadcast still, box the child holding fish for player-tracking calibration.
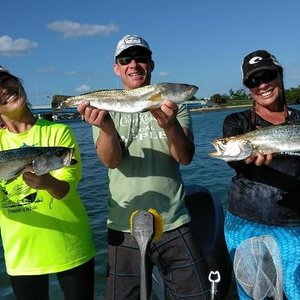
[77,34,211,299]
[0,66,95,299]
[220,50,300,299]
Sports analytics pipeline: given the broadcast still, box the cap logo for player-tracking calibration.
[248,54,280,66]
[249,56,263,65]
[114,34,151,58]
[123,36,143,46]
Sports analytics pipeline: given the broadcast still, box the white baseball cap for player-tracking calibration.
[114,34,152,59]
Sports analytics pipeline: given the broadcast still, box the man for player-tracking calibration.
[78,34,210,299]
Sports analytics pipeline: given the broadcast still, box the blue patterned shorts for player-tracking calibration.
[225,212,300,300]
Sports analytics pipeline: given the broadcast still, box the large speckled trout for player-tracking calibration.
[51,82,198,113]
[0,147,76,180]
[209,125,300,162]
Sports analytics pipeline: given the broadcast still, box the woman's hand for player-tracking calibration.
[22,172,69,199]
[244,152,273,166]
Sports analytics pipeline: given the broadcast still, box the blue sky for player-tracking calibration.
[1,0,300,106]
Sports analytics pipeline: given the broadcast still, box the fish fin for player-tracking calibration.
[6,167,27,182]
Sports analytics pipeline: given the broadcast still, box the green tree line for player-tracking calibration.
[209,85,300,105]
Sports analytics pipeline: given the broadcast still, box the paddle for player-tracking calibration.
[131,210,154,300]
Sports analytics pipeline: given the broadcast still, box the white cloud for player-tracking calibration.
[65,70,77,75]
[0,35,38,56]
[47,20,118,38]
[37,66,56,73]
[158,71,169,77]
[75,84,91,93]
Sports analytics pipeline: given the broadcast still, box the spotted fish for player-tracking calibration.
[51,82,198,113]
[0,147,76,180]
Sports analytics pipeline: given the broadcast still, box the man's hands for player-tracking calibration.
[77,101,112,129]
[150,100,178,128]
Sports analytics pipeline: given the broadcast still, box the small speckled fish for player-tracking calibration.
[51,82,198,113]
[209,124,300,161]
[0,147,76,180]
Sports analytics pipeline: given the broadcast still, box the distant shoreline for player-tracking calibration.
[189,104,251,113]
[190,102,300,113]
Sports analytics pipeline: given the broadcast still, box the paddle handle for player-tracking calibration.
[131,211,154,300]
[140,249,149,300]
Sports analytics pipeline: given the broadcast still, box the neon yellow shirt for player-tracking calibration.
[0,119,95,275]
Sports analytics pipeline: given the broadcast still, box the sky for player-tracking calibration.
[1,0,300,106]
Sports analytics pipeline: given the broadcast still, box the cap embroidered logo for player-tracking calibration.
[249,56,263,64]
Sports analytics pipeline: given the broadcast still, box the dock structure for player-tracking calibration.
[31,106,80,121]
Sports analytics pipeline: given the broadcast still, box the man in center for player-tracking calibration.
[78,34,210,299]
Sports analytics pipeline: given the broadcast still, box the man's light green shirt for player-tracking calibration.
[93,105,193,232]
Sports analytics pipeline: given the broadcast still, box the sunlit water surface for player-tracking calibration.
[4,106,296,299]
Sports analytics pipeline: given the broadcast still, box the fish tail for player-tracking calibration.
[51,96,68,111]
[51,98,64,111]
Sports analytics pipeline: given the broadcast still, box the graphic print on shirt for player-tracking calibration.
[119,113,167,146]
[0,177,41,213]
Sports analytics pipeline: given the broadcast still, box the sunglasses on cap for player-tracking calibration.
[244,70,278,89]
[117,55,150,66]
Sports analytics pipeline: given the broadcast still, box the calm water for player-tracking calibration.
[0,107,249,299]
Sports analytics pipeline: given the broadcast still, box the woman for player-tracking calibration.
[0,66,95,300]
[223,50,300,299]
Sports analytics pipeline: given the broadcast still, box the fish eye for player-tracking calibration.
[221,139,227,145]
[55,150,64,157]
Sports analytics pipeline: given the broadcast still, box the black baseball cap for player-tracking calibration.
[242,50,282,84]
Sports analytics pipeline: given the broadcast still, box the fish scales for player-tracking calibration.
[209,125,300,162]
[51,83,198,113]
[237,125,300,150]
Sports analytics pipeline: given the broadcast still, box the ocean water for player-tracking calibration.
[0,107,246,299]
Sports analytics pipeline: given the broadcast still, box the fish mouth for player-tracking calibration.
[62,149,74,166]
[211,141,225,156]
[208,151,221,158]
[209,141,225,157]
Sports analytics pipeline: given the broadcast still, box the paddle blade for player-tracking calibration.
[130,210,154,251]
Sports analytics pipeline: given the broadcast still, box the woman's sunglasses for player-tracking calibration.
[117,56,150,66]
[244,70,278,89]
